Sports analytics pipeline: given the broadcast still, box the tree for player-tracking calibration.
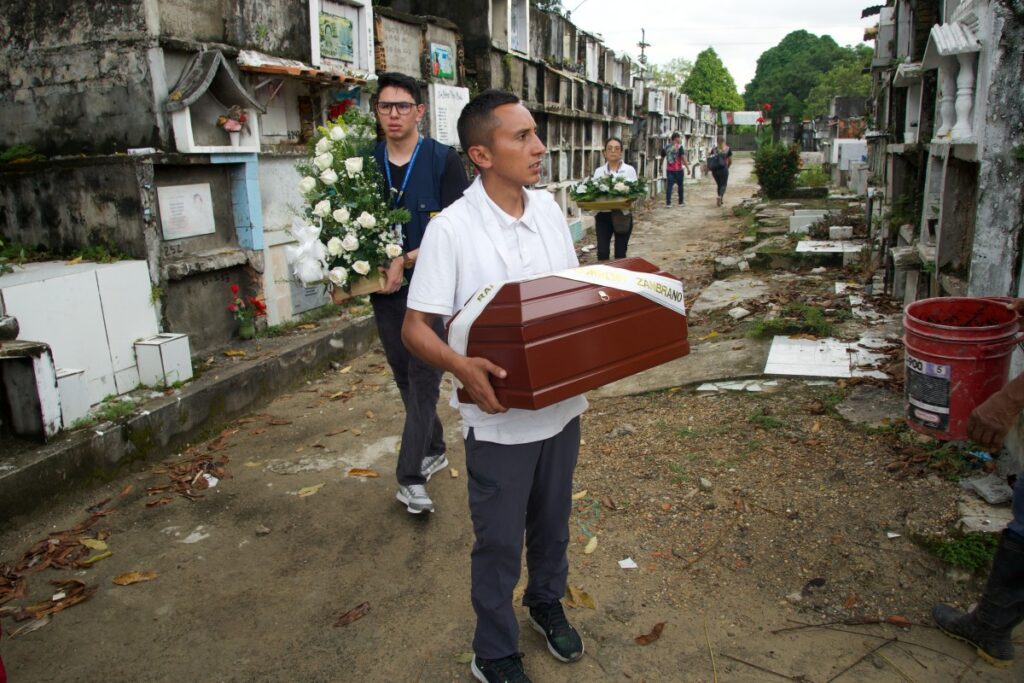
[646,57,693,90]
[804,45,873,117]
[682,48,744,111]
[743,30,851,120]
[531,0,564,14]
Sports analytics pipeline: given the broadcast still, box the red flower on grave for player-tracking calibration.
[230,284,240,293]
[228,304,238,313]
[764,103,773,112]
[757,117,765,124]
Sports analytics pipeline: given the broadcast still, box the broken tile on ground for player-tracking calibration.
[690,278,770,314]
[764,333,894,379]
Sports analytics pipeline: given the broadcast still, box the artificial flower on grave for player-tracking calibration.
[287,107,410,292]
[227,284,267,322]
[217,105,250,134]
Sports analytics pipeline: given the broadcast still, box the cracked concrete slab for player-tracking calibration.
[690,278,770,314]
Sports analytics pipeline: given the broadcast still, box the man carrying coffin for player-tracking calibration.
[401,90,586,683]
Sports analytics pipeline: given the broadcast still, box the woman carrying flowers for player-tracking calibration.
[590,137,639,261]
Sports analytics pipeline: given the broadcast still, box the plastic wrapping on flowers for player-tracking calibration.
[287,108,410,292]
[569,176,647,203]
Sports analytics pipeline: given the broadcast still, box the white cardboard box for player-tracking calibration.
[135,334,193,387]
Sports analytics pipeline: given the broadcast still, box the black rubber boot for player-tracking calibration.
[933,531,1024,668]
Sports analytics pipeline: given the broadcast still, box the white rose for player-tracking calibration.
[332,207,350,223]
[328,266,348,286]
[329,125,347,141]
[614,182,628,193]
[312,199,332,218]
[344,157,364,176]
[326,237,343,256]
[315,137,332,155]
[352,260,371,276]
[384,243,403,258]
[341,234,360,252]
[355,211,376,229]
[298,176,317,194]
[313,152,334,171]
[319,168,338,185]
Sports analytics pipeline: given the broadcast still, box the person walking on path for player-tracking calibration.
[933,298,1024,668]
[592,136,638,261]
[371,72,470,515]
[707,136,733,207]
[402,89,587,683]
[663,132,689,207]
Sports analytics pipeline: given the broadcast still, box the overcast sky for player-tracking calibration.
[566,0,873,98]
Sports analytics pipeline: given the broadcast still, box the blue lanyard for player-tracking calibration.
[383,137,423,208]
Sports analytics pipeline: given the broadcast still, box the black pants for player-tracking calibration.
[712,169,729,197]
[595,211,632,261]
[370,288,446,486]
[466,418,581,659]
[666,169,685,205]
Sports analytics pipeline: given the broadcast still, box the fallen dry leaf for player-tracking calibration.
[453,652,474,664]
[252,428,268,435]
[347,468,379,478]
[243,461,261,468]
[635,622,666,646]
[297,483,325,497]
[146,496,173,507]
[269,419,292,426]
[661,502,672,512]
[566,585,596,609]
[112,571,158,586]
[339,365,352,374]
[811,420,821,434]
[119,484,134,497]
[79,538,107,551]
[572,489,588,501]
[584,536,599,555]
[9,613,51,638]
[350,428,362,436]
[223,349,247,357]
[843,594,859,609]
[365,410,375,419]
[334,601,370,627]
[601,496,618,511]
[450,468,460,478]
[886,615,912,628]
[79,551,113,566]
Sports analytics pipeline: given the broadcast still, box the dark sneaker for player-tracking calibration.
[471,653,531,683]
[528,601,584,662]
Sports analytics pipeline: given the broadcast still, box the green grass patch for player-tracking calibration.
[747,412,785,430]
[668,461,688,485]
[747,303,835,338]
[95,399,136,423]
[796,165,830,188]
[921,532,998,571]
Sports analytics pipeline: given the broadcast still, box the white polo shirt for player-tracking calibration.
[592,162,638,181]
[407,177,588,446]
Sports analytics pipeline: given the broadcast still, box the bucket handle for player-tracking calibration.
[977,333,1024,357]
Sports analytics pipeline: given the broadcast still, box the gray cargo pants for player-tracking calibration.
[465,417,581,659]
[370,287,446,487]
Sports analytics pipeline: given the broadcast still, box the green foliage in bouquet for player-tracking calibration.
[293,108,411,288]
[569,175,647,203]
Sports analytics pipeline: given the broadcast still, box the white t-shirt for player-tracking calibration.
[592,162,638,181]
[407,177,588,445]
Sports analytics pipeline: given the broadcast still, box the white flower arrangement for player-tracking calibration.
[286,108,410,293]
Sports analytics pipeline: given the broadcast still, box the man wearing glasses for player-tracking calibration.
[371,72,470,515]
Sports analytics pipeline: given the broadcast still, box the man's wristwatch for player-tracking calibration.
[402,252,414,269]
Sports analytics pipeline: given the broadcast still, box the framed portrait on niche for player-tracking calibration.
[431,43,454,80]
[319,13,354,61]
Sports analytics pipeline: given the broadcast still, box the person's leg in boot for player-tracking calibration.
[595,212,612,261]
[524,418,584,664]
[466,430,540,683]
[934,478,1024,667]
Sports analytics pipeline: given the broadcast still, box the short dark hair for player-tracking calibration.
[604,137,623,150]
[375,72,422,105]
[671,132,682,141]
[457,89,520,152]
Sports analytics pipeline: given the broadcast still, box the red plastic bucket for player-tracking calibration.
[904,297,1022,440]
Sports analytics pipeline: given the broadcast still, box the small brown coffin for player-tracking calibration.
[456,257,689,410]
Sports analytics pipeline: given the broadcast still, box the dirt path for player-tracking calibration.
[1,165,1021,682]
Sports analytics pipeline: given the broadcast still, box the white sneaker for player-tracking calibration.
[421,453,449,481]
[396,484,434,514]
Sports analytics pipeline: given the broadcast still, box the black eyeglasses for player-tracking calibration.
[376,101,417,115]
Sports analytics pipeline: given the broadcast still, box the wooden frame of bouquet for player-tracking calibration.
[330,275,385,304]
[575,197,635,211]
